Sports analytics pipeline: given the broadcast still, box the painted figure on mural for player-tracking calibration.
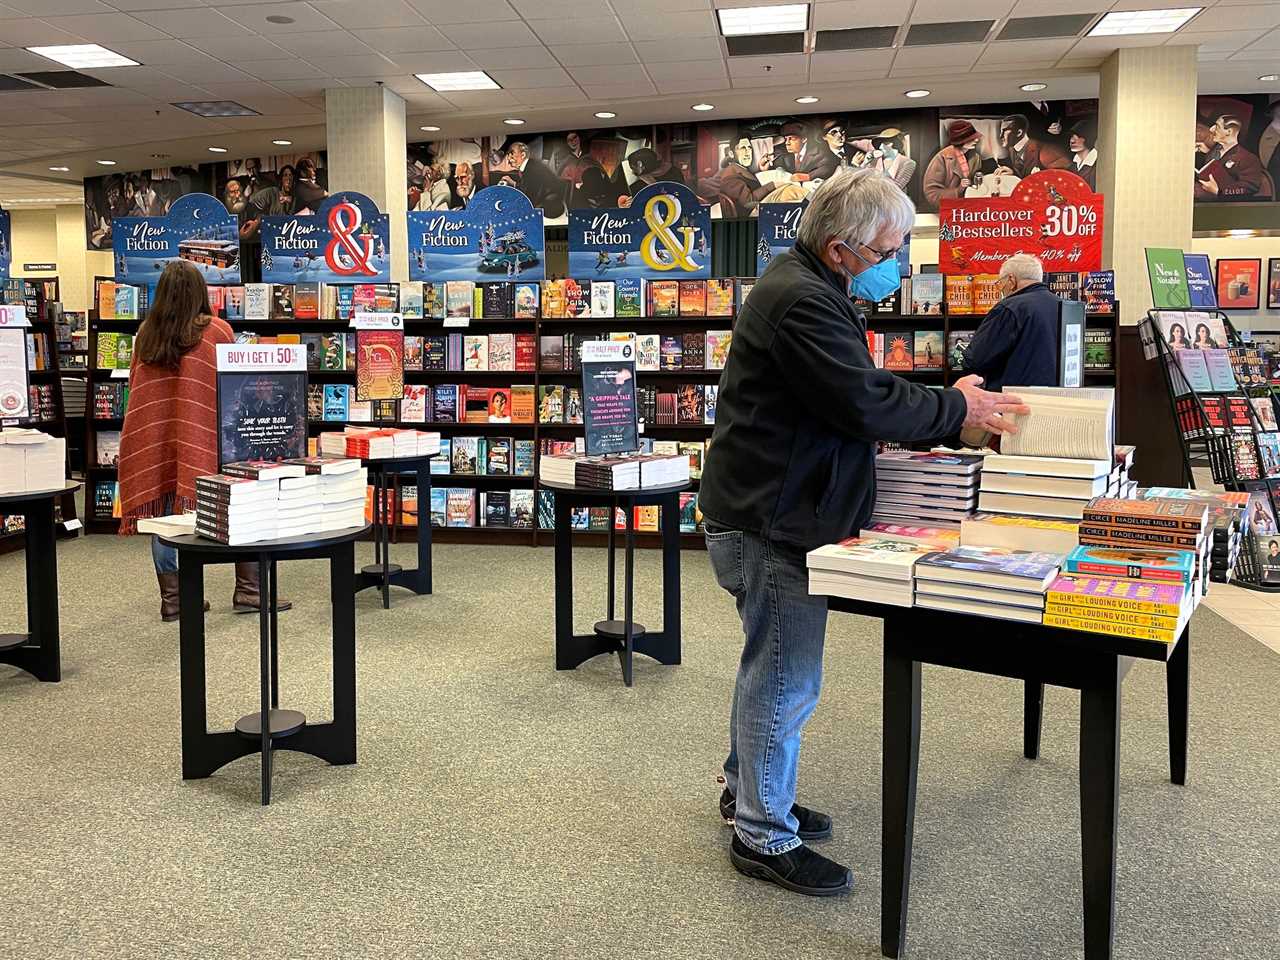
[1067,118,1099,191]
[499,141,567,218]
[762,121,839,182]
[695,137,775,217]
[923,120,986,206]
[996,113,1070,178]
[1196,114,1267,200]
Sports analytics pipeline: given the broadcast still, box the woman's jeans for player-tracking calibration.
[151,535,178,575]
[705,523,829,854]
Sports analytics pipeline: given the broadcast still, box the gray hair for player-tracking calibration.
[999,252,1044,283]
[796,167,915,252]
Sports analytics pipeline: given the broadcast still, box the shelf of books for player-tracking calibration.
[1142,307,1277,589]
[1,276,78,554]
[84,277,142,533]
[878,268,1118,386]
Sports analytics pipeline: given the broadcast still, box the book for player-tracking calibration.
[463,335,488,371]
[977,490,1091,520]
[488,333,515,372]
[422,283,445,319]
[591,280,615,319]
[913,578,1047,610]
[883,334,913,371]
[1084,271,1116,314]
[293,281,320,319]
[915,593,1044,624]
[399,281,423,318]
[539,384,564,424]
[114,285,138,320]
[704,330,732,370]
[944,275,973,315]
[564,279,589,319]
[915,545,1062,592]
[270,284,294,319]
[1202,348,1238,391]
[960,513,1079,555]
[636,334,661,372]
[1045,271,1082,300]
[910,273,944,315]
[514,282,539,319]
[806,537,934,580]
[998,386,1114,462]
[859,522,960,548]
[946,331,972,371]
[306,383,323,420]
[322,384,350,420]
[647,280,679,318]
[678,280,706,316]
[660,335,684,371]
[616,278,643,318]
[539,335,563,372]
[876,451,983,476]
[401,384,428,422]
[982,452,1111,479]
[1083,329,1112,370]
[445,488,476,527]
[1064,543,1195,585]
[706,278,734,317]
[445,281,474,318]
[1042,610,1181,644]
[971,274,1003,313]
[541,279,567,318]
[513,439,535,476]
[1047,574,1188,617]
[913,331,943,370]
[1082,496,1207,532]
[682,332,705,369]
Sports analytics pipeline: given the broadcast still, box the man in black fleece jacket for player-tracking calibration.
[700,167,1026,897]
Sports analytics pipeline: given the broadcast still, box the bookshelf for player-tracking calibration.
[1,277,79,555]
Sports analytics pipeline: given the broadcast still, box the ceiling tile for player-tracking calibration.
[566,64,634,85]
[0,19,83,44]
[272,30,374,58]
[547,42,639,66]
[268,77,342,96]
[465,46,560,68]
[969,57,1053,73]
[405,0,515,21]
[512,86,589,105]
[1239,29,1280,50]
[437,88,522,108]
[891,42,985,69]
[140,8,254,37]
[618,9,717,39]
[230,57,326,79]
[307,53,398,76]
[633,37,723,62]
[43,12,168,40]
[196,35,292,59]
[1008,0,1103,15]
[726,52,807,77]
[216,2,342,33]
[509,0,610,15]
[911,0,1013,19]
[99,0,212,8]
[809,48,894,74]
[654,76,730,94]
[0,48,58,72]
[486,66,574,89]
[580,79,655,98]
[813,1,905,31]
[1191,30,1267,53]
[437,20,538,47]
[528,17,625,44]
[309,0,423,29]
[650,59,727,81]
[621,0,713,11]
[118,80,215,100]
[1182,3,1280,32]
[159,58,254,82]
[104,38,203,64]
[1066,34,1183,55]
[978,37,1075,63]
[3,0,111,13]
[77,63,170,84]
[385,50,477,72]
[352,26,454,54]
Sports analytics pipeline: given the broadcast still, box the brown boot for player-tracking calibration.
[232,562,293,614]
[157,571,210,623]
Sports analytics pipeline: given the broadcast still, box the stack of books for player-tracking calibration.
[912,545,1063,623]
[194,474,280,545]
[0,429,66,494]
[859,521,960,550]
[319,426,441,460]
[1137,486,1247,583]
[959,513,1080,554]
[1075,495,1210,598]
[538,452,691,490]
[1044,572,1194,644]
[806,537,936,606]
[977,451,1115,521]
[873,451,983,528]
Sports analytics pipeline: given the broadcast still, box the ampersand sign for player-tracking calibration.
[640,193,699,272]
[325,201,376,276]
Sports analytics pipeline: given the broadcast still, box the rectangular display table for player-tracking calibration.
[828,598,1188,960]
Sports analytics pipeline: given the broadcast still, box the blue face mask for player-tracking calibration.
[839,242,901,303]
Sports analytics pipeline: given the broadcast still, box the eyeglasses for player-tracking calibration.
[841,240,901,266]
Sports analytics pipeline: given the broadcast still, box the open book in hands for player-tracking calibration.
[996,386,1115,462]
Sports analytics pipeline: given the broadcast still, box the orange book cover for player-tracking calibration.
[945,275,974,315]
[97,281,116,320]
[510,384,535,423]
[678,280,707,316]
[972,274,1002,313]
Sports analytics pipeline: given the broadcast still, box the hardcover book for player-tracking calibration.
[423,282,445,319]
[539,335,564,372]
[463,335,488,371]
[706,278,735,317]
[677,383,704,424]
[1045,271,1082,301]
[401,384,428,422]
[1064,543,1195,585]
[446,488,476,527]
[636,334,661,372]
[678,280,706,317]
[883,334,914,371]
[682,332,705,370]
[564,279,589,319]
[432,384,459,422]
[539,384,564,424]
[271,284,295,319]
[615,278,642,318]
[647,280,679,318]
[591,280,615,319]
[541,279,567,319]
[947,331,972,371]
[399,281,423,318]
[488,333,515,372]
[322,384,350,420]
[403,336,424,372]
[660,335,684,371]
[1084,271,1116,314]
[913,331,944,370]
[293,281,320,319]
[243,284,270,320]
[445,281,474,319]
[910,274,944,315]
[514,282,540,319]
[424,336,447,371]
[306,383,323,421]
[511,384,536,424]
[945,275,974,315]
[705,330,732,370]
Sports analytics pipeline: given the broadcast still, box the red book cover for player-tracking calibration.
[355,330,405,402]
[515,333,536,372]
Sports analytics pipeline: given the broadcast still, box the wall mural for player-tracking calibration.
[1195,94,1280,202]
[213,152,329,242]
[84,166,208,251]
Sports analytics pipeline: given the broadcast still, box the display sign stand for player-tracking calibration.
[215,343,309,466]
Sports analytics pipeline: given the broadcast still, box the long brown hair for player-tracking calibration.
[134,261,213,370]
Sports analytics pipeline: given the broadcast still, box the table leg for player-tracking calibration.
[622,505,635,688]
[371,470,382,567]
[1079,655,1121,960]
[659,491,681,665]
[1167,627,1189,787]
[554,495,575,670]
[330,542,357,765]
[417,466,433,594]
[178,557,209,780]
[606,496,616,622]
[379,472,390,609]
[269,557,279,711]
[25,498,60,682]
[881,626,921,960]
[258,555,272,806]
[1024,681,1044,760]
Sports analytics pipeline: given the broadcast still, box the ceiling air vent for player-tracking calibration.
[725,33,806,56]
[814,26,899,51]
[904,20,995,45]
[14,70,112,89]
[0,74,51,92]
[997,14,1100,40]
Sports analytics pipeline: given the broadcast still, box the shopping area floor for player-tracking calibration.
[2,536,1278,960]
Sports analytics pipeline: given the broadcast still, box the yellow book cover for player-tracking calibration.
[473,285,484,319]
[97,281,117,320]
[1044,600,1180,630]
[944,275,973,316]
[1046,573,1186,617]
[1042,611,1179,643]
[972,274,1003,312]
[635,504,659,532]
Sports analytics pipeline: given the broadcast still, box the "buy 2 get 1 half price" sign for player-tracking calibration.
[937,169,1104,276]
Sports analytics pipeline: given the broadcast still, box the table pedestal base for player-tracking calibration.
[235,709,306,739]
[357,458,433,609]
[0,633,29,652]
[0,494,63,683]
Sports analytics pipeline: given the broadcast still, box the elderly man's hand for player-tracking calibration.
[954,375,1030,435]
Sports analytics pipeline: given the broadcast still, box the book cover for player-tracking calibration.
[1042,610,1179,643]
[682,332,705,369]
[944,275,973,315]
[463,335,488,371]
[648,280,679,318]
[96,280,117,319]
[1083,329,1112,369]
[1064,543,1195,584]
[355,329,404,402]
[1202,348,1237,391]
[487,333,515,372]
[513,439,535,476]
[480,282,509,319]
[488,386,513,424]
[445,281,474,318]
[703,330,732,370]
[96,332,119,369]
[541,279,567,319]
[704,384,718,424]
[971,274,1003,313]
[660,335,684,371]
[539,335,563,372]
[616,278,642,318]
[539,384,564,423]
[679,492,699,532]
[114,285,138,321]
[511,384,536,424]
[913,330,943,370]
[1084,271,1116,314]
[399,281,424,318]
[463,385,490,424]
[293,281,320,319]
[564,279,589,319]
[1253,396,1279,432]
[1173,350,1212,392]
[1083,496,1206,531]
[423,336,447,371]
[352,284,376,315]
[917,545,1062,583]
[403,336,424,372]
[884,334,914,371]
[514,282,540,319]
[451,436,478,474]
[445,488,476,527]
[401,384,428,422]
[322,384,350,420]
[482,490,510,527]
[564,386,583,424]
[678,280,707,317]
[591,280,615,319]
[807,536,935,579]
[636,334,661,372]
[486,436,512,475]
[335,285,356,322]
[947,331,972,371]
[431,384,459,422]
[1047,574,1186,617]
[677,383,704,425]
[423,282,445,319]
[679,440,704,479]
[306,383,323,420]
[271,284,295,319]
[910,274,944,315]
[1045,271,1082,301]
[510,489,535,528]
[706,278,735,317]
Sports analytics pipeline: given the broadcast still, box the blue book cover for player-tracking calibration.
[513,439,535,476]
[429,487,447,527]
[224,286,244,321]
[1183,253,1217,309]
[430,438,451,475]
[537,489,555,529]
[1065,543,1195,585]
[918,546,1063,581]
[1083,270,1115,314]
[336,285,356,321]
[1173,349,1212,392]
[1202,348,1237,391]
[432,384,458,422]
[322,384,349,420]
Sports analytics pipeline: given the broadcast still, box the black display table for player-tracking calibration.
[544,479,688,686]
[828,598,1189,960]
[0,481,79,683]
[160,525,368,805]
[356,454,434,608]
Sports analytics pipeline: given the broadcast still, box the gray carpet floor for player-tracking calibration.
[1,534,1278,960]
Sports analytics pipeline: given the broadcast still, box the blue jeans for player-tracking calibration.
[152,536,178,575]
[706,524,829,854]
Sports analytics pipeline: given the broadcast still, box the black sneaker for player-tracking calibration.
[729,834,853,897]
[719,788,834,841]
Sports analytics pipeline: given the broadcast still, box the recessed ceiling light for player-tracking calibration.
[795,96,819,104]
[1087,7,1201,37]
[1020,82,1047,92]
[272,139,292,146]
[48,165,70,172]
[717,3,808,37]
[503,118,525,125]
[594,111,616,119]
[26,44,138,69]
[692,102,715,111]
[265,14,294,23]
[904,89,931,98]
[1260,74,1279,82]
[419,125,441,132]
[208,146,228,153]
[415,71,500,92]
[96,159,116,166]
[172,100,260,118]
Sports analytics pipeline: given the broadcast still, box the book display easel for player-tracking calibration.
[0,276,78,555]
[84,275,140,533]
[1142,308,1275,589]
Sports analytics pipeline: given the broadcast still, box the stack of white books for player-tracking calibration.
[912,545,1063,623]
[537,452,690,490]
[977,452,1114,521]
[873,451,984,529]
[318,426,440,459]
[0,429,66,494]
[194,475,279,545]
[805,537,937,606]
